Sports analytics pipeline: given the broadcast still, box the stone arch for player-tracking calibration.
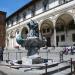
[55,13,75,46]
[21,27,28,39]
[56,13,74,27]
[56,13,75,32]
[40,19,53,47]
[40,19,53,34]
[56,12,74,22]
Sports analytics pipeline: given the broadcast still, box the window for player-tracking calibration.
[7,21,9,25]
[61,35,65,41]
[56,25,64,32]
[59,0,65,4]
[23,12,26,20]
[31,5,35,17]
[43,0,49,11]
[72,34,75,42]
[16,14,21,22]
[56,36,59,42]
[10,19,13,25]
[68,20,75,30]
[11,20,13,25]
[65,0,72,3]
[59,0,72,4]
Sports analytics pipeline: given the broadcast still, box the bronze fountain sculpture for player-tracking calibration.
[16,20,47,64]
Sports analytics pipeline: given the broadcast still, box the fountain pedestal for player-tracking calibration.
[22,54,44,65]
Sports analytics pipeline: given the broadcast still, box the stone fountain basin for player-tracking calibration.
[4,59,58,70]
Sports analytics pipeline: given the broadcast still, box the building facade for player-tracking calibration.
[0,11,6,48]
[6,0,75,48]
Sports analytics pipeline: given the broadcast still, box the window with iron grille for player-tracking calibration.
[61,35,65,42]
[72,34,75,42]
[56,35,59,42]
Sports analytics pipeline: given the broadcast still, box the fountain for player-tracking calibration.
[16,20,47,65]
[4,20,59,74]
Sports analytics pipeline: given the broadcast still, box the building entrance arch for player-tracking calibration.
[56,13,75,46]
[21,27,28,39]
[56,13,74,31]
[40,19,53,47]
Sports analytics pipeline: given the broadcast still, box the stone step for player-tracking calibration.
[42,63,71,75]
[0,61,72,75]
[52,68,73,75]
[38,62,58,70]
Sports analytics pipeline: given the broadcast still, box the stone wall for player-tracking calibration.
[0,11,6,48]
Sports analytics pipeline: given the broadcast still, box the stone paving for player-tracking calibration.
[0,47,75,75]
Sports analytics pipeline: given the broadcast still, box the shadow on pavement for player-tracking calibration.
[0,71,7,75]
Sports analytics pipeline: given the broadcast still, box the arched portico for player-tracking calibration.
[40,19,53,47]
[56,13,75,46]
[21,27,28,39]
[56,13,74,29]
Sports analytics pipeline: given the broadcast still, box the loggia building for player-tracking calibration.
[6,0,75,48]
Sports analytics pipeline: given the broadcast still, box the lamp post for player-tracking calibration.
[46,45,48,60]
[45,63,48,75]
[44,45,48,75]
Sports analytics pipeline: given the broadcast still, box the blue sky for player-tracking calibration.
[0,0,31,16]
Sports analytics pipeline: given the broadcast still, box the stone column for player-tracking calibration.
[53,20,56,47]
